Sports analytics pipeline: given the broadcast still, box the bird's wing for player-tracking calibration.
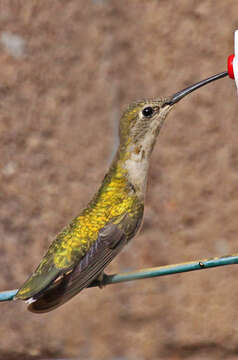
[16,200,143,312]
[27,221,129,313]
[15,221,125,302]
[15,219,125,302]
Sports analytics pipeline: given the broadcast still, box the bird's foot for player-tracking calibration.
[97,272,106,289]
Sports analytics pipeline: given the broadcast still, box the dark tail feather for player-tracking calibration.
[29,232,127,313]
[28,275,75,313]
[28,247,117,313]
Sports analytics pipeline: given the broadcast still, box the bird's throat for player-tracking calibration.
[113,139,154,200]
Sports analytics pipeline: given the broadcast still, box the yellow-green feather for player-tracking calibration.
[16,155,143,299]
[16,101,153,300]
[51,159,142,269]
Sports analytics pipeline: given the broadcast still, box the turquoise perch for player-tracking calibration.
[1,253,238,302]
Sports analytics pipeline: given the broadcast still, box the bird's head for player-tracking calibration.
[119,98,172,148]
[119,72,227,153]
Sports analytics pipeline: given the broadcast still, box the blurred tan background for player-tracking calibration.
[0,1,238,359]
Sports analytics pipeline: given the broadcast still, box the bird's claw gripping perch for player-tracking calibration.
[96,272,107,289]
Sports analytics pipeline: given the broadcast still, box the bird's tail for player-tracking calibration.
[28,245,117,313]
[27,274,78,313]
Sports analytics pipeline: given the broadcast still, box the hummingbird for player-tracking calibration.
[15,71,228,313]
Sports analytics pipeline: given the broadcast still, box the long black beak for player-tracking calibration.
[166,71,228,105]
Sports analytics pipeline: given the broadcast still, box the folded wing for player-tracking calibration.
[28,222,127,313]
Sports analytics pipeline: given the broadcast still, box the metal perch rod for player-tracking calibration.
[1,252,238,302]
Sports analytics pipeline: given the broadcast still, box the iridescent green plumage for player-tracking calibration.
[16,71,226,312]
[16,155,144,301]
[16,99,167,311]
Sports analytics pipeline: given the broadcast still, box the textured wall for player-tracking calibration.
[0,1,238,359]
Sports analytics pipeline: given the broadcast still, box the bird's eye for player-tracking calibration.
[142,106,154,117]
